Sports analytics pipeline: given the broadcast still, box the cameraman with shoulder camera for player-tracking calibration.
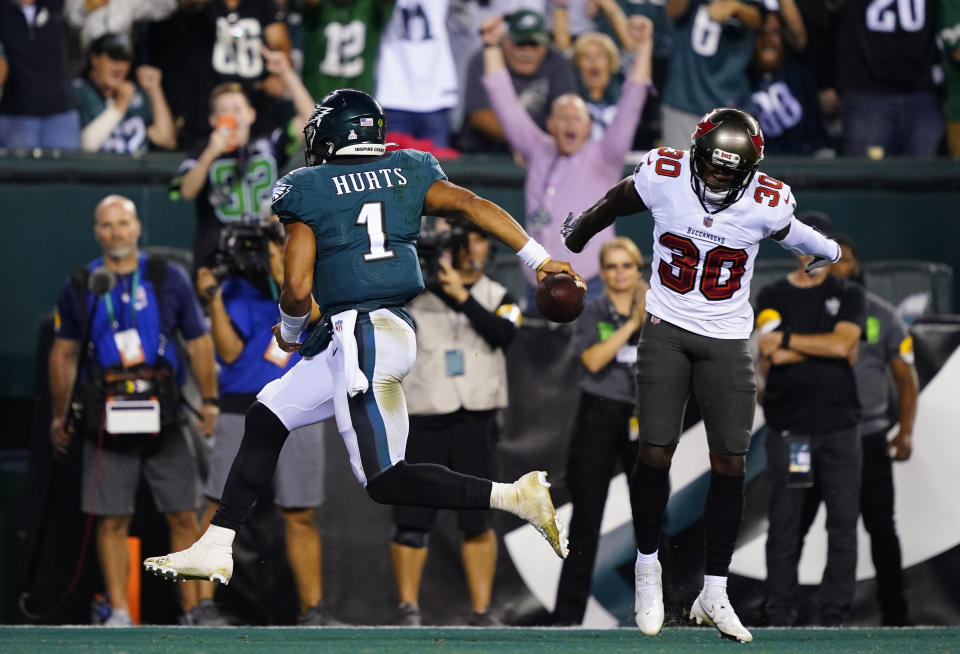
[49,195,217,626]
[195,219,341,626]
[391,219,521,626]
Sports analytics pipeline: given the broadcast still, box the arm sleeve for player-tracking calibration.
[169,265,209,340]
[81,105,124,151]
[774,217,841,262]
[482,69,554,160]
[459,293,518,350]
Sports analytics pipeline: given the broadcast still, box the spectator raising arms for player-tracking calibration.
[481,13,653,297]
[573,19,651,141]
[75,33,177,154]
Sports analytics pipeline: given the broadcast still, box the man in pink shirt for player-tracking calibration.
[480,14,654,300]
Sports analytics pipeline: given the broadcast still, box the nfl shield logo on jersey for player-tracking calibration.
[334,319,343,333]
[703,215,714,228]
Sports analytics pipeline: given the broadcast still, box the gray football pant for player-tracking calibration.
[635,316,757,456]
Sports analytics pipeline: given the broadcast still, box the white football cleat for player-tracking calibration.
[634,558,665,635]
[143,538,233,586]
[690,589,753,643]
[514,471,569,559]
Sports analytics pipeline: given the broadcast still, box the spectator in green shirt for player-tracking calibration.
[74,33,176,154]
[299,0,395,99]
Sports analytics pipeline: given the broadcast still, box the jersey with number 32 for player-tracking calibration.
[632,147,796,339]
[271,149,446,315]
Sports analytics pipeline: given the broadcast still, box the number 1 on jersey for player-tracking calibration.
[356,202,395,262]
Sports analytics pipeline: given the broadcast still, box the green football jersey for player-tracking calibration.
[272,149,445,317]
[663,0,762,114]
[73,78,153,155]
[300,0,394,99]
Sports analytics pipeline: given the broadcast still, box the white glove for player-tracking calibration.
[804,256,833,273]
[804,239,841,273]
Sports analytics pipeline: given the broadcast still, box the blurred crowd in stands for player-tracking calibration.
[0,0,957,159]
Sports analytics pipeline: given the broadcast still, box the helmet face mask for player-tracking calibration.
[303,89,387,166]
[689,108,764,209]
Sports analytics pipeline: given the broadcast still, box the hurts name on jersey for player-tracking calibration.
[331,167,409,195]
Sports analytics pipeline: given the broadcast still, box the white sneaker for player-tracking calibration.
[690,589,753,643]
[102,607,133,627]
[634,558,664,636]
[143,538,233,586]
[514,471,569,559]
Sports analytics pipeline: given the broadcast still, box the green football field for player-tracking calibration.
[2,627,958,654]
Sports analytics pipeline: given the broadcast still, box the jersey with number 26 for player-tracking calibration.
[271,149,446,315]
[632,147,795,339]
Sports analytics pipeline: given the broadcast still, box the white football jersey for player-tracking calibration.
[375,0,459,112]
[632,147,796,339]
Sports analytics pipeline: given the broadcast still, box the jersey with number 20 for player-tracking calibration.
[271,149,446,316]
[632,147,796,339]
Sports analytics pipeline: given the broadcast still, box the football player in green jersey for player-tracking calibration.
[145,89,583,588]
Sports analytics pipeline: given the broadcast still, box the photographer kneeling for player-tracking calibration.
[391,220,522,626]
[49,195,218,626]
[195,219,341,626]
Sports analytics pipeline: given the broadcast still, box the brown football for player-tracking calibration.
[535,273,585,323]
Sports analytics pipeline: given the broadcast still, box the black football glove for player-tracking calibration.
[561,211,586,253]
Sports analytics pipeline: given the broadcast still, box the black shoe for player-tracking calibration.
[881,614,914,627]
[764,607,798,627]
[397,602,422,626]
[298,601,346,626]
[467,610,504,627]
[819,612,846,627]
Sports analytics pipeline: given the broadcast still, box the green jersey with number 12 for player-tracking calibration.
[271,149,445,316]
[301,0,394,99]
